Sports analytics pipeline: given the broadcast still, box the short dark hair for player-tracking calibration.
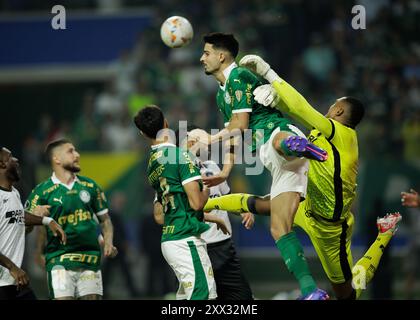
[133,105,165,139]
[45,139,73,162]
[175,125,200,147]
[343,97,365,128]
[203,32,239,58]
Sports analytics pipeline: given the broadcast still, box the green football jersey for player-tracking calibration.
[216,64,293,152]
[26,173,108,272]
[147,143,210,242]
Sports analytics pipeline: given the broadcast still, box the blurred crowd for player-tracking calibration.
[12,0,420,165]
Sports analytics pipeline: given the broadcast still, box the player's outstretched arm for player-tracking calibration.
[401,189,420,208]
[204,213,231,235]
[202,138,236,188]
[240,212,255,230]
[240,55,333,137]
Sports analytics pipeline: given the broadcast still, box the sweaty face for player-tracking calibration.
[1,148,20,182]
[55,143,81,173]
[200,43,222,75]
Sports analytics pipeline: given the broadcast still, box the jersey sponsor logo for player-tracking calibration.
[59,253,99,265]
[148,164,165,185]
[209,193,222,199]
[308,131,321,143]
[79,190,91,203]
[29,195,39,211]
[224,91,231,105]
[53,196,63,205]
[182,151,196,174]
[233,79,241,83]
[204,170,213,177]
[58,209,92,225]
[5,209,24,224]
[149,150,163,164]
[43,184,59,195]
[245,84,252,105]
[235,90,243,102]
[162,225,175,235]
[79,181,94,188]
[208,266,214,277]
[182,281,193,289]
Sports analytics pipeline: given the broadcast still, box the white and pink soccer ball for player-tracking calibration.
[160,16,193,48]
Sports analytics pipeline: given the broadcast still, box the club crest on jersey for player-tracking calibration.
[224,91,231,104]
[79,190,91,203]
[235,90,243,102]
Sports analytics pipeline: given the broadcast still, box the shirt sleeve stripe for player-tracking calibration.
[327,119,336,141]
[96,209,109,216]
[182,175,202,185]
[232,109,252,113]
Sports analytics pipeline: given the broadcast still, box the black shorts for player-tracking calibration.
[207,238,253,300]
[0,285,37,300]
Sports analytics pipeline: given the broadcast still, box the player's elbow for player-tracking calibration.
[189,197,206,211]
[190,201,204,211]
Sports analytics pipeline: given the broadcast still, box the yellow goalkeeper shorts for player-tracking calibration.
[293,200,354,284]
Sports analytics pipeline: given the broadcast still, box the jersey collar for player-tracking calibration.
[151,142,176,150]
[51,172,79,190]
[219,62,238,90]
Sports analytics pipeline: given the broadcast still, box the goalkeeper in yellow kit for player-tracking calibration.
[204,55,402,300]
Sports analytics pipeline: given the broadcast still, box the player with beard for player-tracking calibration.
[0,147,66,300]
[26,139,116,300]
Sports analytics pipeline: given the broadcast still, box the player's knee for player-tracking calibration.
[270,223,290,240]
[271,132,290,155]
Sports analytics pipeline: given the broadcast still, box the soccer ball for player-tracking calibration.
[160,16,193,48]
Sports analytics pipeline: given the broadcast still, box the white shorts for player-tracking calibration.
[259,126,309,199]
[161,236,217,300]
[48,267,103,299]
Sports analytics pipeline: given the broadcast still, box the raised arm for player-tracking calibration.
[240,54,333,138]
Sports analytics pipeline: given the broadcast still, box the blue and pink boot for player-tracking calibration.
[282,136,328,162]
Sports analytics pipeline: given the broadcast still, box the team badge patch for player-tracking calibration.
[224,91,231,104]
[79,190,91,203]
[235,90,243,102]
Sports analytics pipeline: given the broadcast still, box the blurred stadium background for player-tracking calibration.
[0,0,419,299]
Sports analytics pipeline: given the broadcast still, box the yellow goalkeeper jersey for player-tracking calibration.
[306,120,358,221]
[272,80,358,221]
